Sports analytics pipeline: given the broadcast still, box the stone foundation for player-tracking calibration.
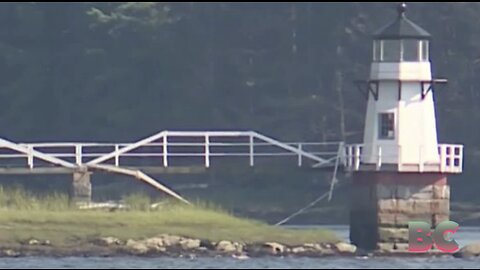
[70,171,92,204]
[350,171,449,252]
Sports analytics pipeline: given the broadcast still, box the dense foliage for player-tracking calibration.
[0,3,478,200]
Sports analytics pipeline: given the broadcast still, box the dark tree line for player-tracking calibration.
[0,3,478,200]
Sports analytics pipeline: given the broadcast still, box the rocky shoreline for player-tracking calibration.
[0,234,355,258]
[1,235,479,259]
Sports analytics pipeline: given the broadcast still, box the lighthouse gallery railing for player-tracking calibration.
[343,144,463,173]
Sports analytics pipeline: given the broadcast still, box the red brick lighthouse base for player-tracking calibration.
[349,172,450,251]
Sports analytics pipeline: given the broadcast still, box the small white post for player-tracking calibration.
[249,135,254,167]
[458,146,464,171]
[114,144,120,167]
[75,145,82,166]
[163,134,168,167]
[205,135,210,168]
[297,143,302,167]
[449,145,454,171]
[354,145,360,170]
[376,146,382,170]
[440,145,446,173]
[398,145,402,171]
[419,145,424,172]
[27,145,34,169]
[347,145,353,169]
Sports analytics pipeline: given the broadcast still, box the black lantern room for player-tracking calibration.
[372,3,431,62]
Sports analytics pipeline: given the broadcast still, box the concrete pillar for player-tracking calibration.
[71,171,92,204]
[350,172,449,252]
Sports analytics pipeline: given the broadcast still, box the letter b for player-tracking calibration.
[408,221,433,252]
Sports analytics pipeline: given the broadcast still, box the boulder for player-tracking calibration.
[180,238,201,250]
[157,234,182,247]
[454,242,480,258]
[216,240,241,253]
[27,239,40,246]
[299,243,335,256]
[335,242,357,254]
[125,239,149,255]
[2,249,20,257]
[262,242,285,255]
[94,237,123,246]
[144,237,165,250]
[303,243,323,251]
[232,253,250,260]
[291,246,307,255]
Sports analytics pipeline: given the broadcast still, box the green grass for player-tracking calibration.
[0,187,339,247]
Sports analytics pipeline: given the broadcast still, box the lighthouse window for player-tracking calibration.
[420,40,429,61]
[379,113,395,140]
[382,40,401,61]
[373,40,382,61]
[402,40,419,61]
[375,39,428,62]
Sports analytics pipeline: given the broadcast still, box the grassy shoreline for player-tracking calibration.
[0,187,339,247]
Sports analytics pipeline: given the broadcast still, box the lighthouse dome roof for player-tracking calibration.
[373,3,431,40]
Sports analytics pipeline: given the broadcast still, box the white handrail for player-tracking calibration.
[79,130,335,168]
[205,135,210,168]
[0,131,344,170]
[249,134,254,166]
[251,131,329,165]
[344,143,463,173]
[2,138,76,169]
[376,146,382,171]
[87,130,167,165]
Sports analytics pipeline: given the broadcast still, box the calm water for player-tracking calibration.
[0,225,479,269]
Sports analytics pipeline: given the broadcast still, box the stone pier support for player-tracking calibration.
[350,172,449,252]
[70,171,92,205]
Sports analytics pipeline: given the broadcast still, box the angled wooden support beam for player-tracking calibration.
[87,163,190,205]
[0,138,76,169]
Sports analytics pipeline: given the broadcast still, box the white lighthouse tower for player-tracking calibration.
[346,3,463,252]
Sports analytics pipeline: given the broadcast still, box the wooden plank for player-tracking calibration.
[0,167,74,175]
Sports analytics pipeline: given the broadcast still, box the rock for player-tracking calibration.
[2,249,20,257]
[232,253,250,260]
[296,243,335,256]
[27,239,40,246]
[303,243,323,251]
[95,237,123,246]
[25,238,52,246]
[144,237,166,250]
[157,234,182,247]
[180,238,201,250]
[234,243,244,253]
[262,242,285,255]
[125,239,149,255]
[216,240,241,253]
[454,242,480,258]
[335,242,357,254]
[291,246,307,254]
[200,239,215,250]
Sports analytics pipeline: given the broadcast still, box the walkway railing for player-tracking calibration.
[0,131,343,170]
[0,131,345,204]
[343,143,463,173]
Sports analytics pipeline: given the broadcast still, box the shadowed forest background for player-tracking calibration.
[0,2,479,223]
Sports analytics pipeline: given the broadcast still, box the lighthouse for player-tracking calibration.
[345,3,463,252]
